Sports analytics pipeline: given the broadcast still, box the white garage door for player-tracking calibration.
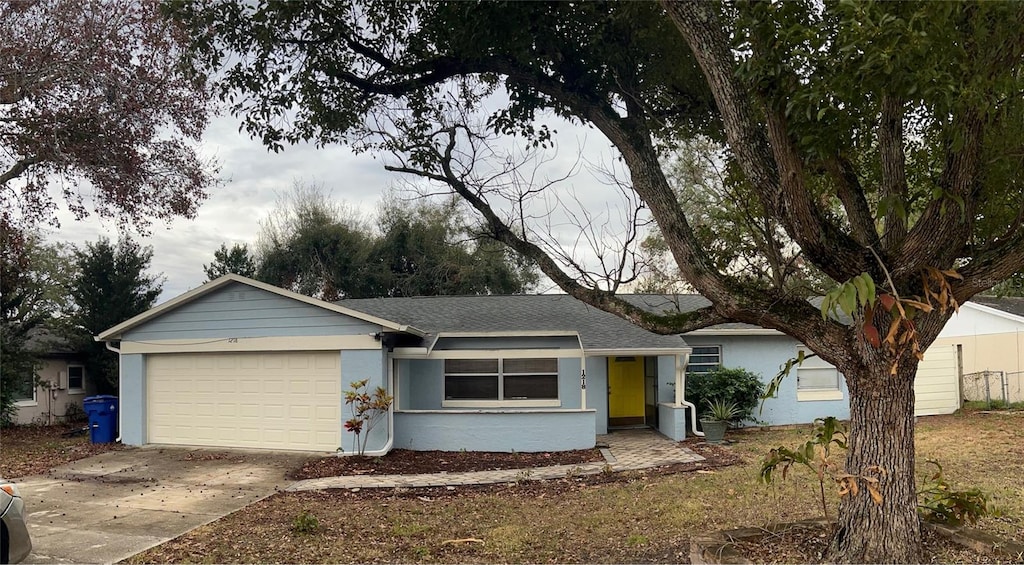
[147,352,341,451]
[915,344,959,416]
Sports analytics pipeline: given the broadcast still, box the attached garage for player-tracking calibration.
[147,352,341,451]
[98,275,418,453]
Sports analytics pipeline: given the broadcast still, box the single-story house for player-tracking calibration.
[97,275,964,454]
[96,275,695,454]
[12,330,96,425]
[931,297,1024,404]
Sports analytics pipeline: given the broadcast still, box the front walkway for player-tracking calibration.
[287,429,704,492]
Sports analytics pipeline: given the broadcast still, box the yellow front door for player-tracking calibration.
[608,356,645,426]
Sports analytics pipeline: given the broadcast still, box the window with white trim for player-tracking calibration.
[687,345,722,374]
[796,346,844,401]
[444,358,559,406]
[68,365,86,394]
[13,371,35,404]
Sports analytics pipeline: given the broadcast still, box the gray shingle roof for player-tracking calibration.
[338,295,688,351]
[618,294,763,331]
[971,296,1024,319]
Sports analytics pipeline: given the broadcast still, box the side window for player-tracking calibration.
[687,345,722,374]
[796,346,844,401]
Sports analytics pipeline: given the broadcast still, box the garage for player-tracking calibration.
[915,343,959,416]
[147,351,342,451]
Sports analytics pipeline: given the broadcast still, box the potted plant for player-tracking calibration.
[700,399,740,444]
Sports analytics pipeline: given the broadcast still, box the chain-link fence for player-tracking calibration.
[962,370,1024,407]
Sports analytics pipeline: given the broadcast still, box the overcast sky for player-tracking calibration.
[47,111,649,303]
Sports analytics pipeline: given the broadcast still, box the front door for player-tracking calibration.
[608,356,645,427]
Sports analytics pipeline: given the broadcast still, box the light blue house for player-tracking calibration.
[97,275,695,454]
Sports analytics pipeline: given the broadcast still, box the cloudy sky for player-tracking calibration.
[49,111,648,302]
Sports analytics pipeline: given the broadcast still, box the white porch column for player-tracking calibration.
[580,352,587,409]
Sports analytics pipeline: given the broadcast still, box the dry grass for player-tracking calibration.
[126,411,1024,564]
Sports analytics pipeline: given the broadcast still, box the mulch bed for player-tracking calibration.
[731,522,1021,564]
[288,447,606,480]
[0,423,126,479]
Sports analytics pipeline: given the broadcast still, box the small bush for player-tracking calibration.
[292,510,320,535]
[918,460,989,525]
[63,402,87,423]
[687,367,764,422]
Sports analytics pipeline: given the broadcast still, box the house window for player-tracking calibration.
[68,365,86,394]
[444,358,559,406]
[687,345,722,374]
[13,371,35,404]
[796,346,844,401]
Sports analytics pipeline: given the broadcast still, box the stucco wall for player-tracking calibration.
[393,410,597,452]
[681,334,850,426]
[13,357,98,425]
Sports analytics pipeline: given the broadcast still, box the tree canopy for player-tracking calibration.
[67,237,162,393]
[1,0,218,232]
[254,184,537,300]
[203,242,258,281]
[171,1,1024,561]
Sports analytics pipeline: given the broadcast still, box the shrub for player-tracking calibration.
[292,510,320,535]
[686,367,764,422]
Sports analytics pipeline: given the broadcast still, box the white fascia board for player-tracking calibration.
[434,330,581,338]
[962,301,1024,326]
[96,274,423,341]
[686,328,785,336]
[584,347,692,357]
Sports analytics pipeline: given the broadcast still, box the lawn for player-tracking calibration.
[0,423,126,479]
[128,410,1023,564]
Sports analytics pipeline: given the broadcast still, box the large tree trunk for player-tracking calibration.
[829,361,920,563]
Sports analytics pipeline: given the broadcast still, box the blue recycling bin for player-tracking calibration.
[83,395,119,443]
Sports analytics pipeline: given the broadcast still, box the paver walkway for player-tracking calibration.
[287,429,703,492]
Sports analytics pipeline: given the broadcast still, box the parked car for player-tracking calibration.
[0,478,31,564]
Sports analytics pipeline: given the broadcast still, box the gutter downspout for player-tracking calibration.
[676,353,704,438]
[343,354,395,457]
[105,341,122,443]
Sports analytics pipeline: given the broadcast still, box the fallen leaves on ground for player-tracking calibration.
[0,424,126,479]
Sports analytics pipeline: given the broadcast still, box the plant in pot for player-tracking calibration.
[700,399,740,444]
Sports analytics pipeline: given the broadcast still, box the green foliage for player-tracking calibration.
[701,399,740,423]
[203,243,257,281]
[291,510,319,535]
[343,379,393,456]
[820,272,877,321]
[687,367,764,423]
[67,236,162,394]
[63,402,88,424]
[1,223,75,426]
[917,460,989,526]
[255,184,536,300]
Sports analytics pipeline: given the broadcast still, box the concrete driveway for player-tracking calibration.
[17,447,315,564]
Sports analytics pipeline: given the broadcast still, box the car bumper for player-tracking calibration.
[2,496,32,564]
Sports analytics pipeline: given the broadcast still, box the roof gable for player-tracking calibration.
[97,275,419,341]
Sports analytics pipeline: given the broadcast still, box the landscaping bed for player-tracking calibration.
[0,424,126,479]
[288,447,606,479]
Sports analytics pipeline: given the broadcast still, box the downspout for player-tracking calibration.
[105,341,122,442]
[346,354,395,457]
[676,353,704,437]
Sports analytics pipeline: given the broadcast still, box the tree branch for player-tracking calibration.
[827,156,882,250]
[0,156,40,186]
[878,94,908,252]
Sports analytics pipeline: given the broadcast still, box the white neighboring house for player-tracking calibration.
[933,297,1024,405]
[13,330,96,425]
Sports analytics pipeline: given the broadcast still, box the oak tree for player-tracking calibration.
[1,0,217,232]
[171,2,1024,561]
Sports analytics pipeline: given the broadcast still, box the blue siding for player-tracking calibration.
[123,282,380,341]
[393,410,596,452]
[682,334,850,426]
[120,354,146,446]
[340,349,387,453]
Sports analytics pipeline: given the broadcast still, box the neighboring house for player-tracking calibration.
[623,295,960,423]
[932,297,1024,404]
[12,329,95,425]
[96,275,694,454]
